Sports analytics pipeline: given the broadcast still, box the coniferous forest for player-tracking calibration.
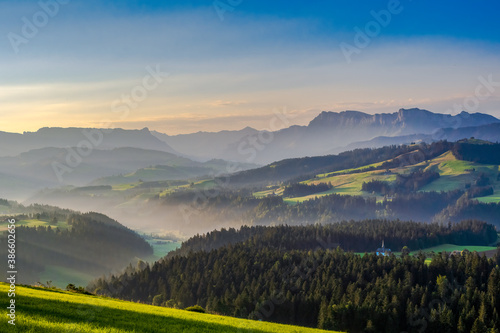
[89,220,500,332]
[0,212,152,284]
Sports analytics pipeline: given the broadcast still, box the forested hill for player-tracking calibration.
[0,209,153,285]
[452,140,500,164]
[165,220,497,259]
[90,224,500,332]
[219,140,500,186]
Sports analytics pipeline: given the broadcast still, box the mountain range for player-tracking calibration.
[154,108,500,164]
[0,127,179,157]
[1,108,500,201]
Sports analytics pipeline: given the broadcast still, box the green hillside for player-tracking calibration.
[0,283,337,333]
[264,150,500,203]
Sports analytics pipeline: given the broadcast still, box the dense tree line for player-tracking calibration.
[468,186,494,198]
[435,196,500,227]
[282,182,332,198]
[362,170,440,195]
[159,188,483,227]
[475,172,492,187]
[248,190,470,225]
[395,169,440,192]
[166,220,497,259]
[0,213,152,285]
[362,180,392,194]
[385,190,465,222]
[452,141,500,164]
[90,235,500,332]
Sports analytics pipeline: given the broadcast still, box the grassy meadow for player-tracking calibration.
[254,150,500,203]
[0,283,338,333]
[407,244,497,255]
[0,219,70,232]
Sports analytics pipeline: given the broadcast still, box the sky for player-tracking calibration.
[1,0,499,135]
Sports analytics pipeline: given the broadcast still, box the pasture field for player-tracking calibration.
[476,190,500,203]
[263,150,500,203]
[111,182,140,191]
[0,219,70,232]
[0,283,337,333]
[409,244,497,255]
[315,160,387,178]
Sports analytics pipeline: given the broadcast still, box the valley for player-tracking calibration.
[2,111,500,333]
[3,2,499,331]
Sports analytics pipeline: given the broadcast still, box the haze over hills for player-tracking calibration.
[24,139,500,236]
[0,127,179,157]
[151,127,260,162]
[0,147,256,201]
[2,108,498,164]
[1,108,499,201]
[333,122,500,154]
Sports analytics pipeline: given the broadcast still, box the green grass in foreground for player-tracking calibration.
[0,283,338,333]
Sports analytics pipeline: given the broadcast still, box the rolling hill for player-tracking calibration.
[260,146,500,204]
[0,127,179,157]
[332,122,500,154]
[0,283,334,333]
[0,203,153,288]
[0,147,257,201]
[20,140,500,236]
[224,141,452,186]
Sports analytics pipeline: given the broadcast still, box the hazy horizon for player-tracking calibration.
[1,107,499,136]
[1,1,499,134]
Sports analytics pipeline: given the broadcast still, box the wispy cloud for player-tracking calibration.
[0,3,499,134]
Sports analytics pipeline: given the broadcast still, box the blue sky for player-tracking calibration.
[1,0,499,134]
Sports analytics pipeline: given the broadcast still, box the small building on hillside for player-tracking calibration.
[376,240,392,256]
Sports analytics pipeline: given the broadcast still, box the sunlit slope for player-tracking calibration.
[417,151,498,191]
[0,284,338,333]
[274,151,500,202]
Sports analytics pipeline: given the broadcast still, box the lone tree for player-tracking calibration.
[50,217,58,225]
[401,246,410,257]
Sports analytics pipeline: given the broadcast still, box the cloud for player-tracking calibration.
[209,100,249,107]
[0,3,499,134]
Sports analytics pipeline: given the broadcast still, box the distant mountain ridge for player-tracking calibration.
[0,127,179,157]
[309,109,497,134]
[2,109,498,164]
[151,127,259,162]
[1,108,499,201]
[0,146,256,201]
[333,122,500,154]
[157,108,498,164]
